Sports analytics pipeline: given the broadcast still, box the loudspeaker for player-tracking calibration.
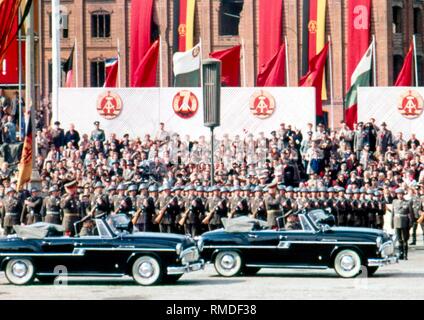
[202,59,221,128]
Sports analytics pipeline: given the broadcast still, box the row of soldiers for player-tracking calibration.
[1,181,423,250]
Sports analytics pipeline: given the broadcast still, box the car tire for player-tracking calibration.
[242,267,261,276]
[5,258,35,285]
[366,266,379,277]
[214,251,243,277]
[131,255,163,286]
[36,276,57,284]
[333,249,362,278]
[163,274,183,284]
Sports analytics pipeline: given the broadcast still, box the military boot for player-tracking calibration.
[398,244,404,260]
[404,245,408,261]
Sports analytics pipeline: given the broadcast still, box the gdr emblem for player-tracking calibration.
[172,90,199,119]
[96,91,123,120]
[397,90,423,119]
[249,90,276,119]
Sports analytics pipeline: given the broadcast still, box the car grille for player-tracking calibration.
[181,246,200,264]
[380,241,394,257]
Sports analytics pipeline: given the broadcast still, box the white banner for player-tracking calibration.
[358,87,424,139]
[57,87,316,139]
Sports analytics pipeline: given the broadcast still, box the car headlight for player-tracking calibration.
[180,247,200,264]
[176,243,182,256]
[376,236,383,249]
[196,236,204,252]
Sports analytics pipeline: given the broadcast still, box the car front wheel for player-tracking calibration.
[5,258,35,285]
[131,256,163,286]
[214,251,243,277]
[333,249,362,278]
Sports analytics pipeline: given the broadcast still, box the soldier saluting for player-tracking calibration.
[0,187,23,235]
[60,181,85,236]
[391,188,415,260]
[41,185,62,225]
[21,188,43,225]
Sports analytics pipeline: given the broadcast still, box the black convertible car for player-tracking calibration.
[0,215,204,285]
[197,210,398,278]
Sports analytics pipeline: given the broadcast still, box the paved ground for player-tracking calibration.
[0,247,423,300]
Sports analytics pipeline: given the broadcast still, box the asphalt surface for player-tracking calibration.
[0,247,423,300]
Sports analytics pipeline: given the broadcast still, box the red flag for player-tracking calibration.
[209,45,241,87]
[256,43,286,87]
[0,0,21,61]
[299,43,329,117]
[104,58,119,87]
[132,40,159,87]
[347,0,371,90]
[17,113,32,191]
[394,43,414,86]
[258,0,283,72]
[130,0,154,86]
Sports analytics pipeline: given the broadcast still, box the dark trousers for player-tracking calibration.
[411,222,424,241]
[3,226,15,235]
[208,224,221,231]
[136,223,152,232]
[396,227,410,259]
[184,223,198,237]
[159,223,173,233]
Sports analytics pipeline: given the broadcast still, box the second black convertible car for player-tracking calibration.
[198,210,398,278]
[0,215,204,285]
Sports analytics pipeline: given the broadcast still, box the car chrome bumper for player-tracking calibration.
[368,256,399,267]
[167,259,205,275]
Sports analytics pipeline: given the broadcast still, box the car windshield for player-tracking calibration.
[106,214,132,235]
[222,216,269,232]
[307,209,333,228]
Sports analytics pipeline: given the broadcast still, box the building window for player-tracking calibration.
[414,8,422,34]
[393,54,404,82]
[90,59,105,87]
[392,6,402,34]
[49,12,69,39]
[91,11,111,38]
[219,0,243,36]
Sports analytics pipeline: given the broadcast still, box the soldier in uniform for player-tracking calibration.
[409,186,424,245]
[345,189,355,226]
[391,188,415,260]
[21,188,43,225]
[375,190,386,229]
[364,189,377,229]
[228,186,242,218]
[251,186,267,221]
[41,185,62,225]
[335,187,348,226]
[106,185,117,210]
[285,211,302,230]
[173,186,186,234]
[113,184,127,213]
[90,182,111,217]
[60,181,86,236]
[133,184,155,232]
[148,185,159,232]
[0,187,23,235]
[157,185,180,233]
[90,121,106,143]
[126,184,139,218]
[182,191,204,237]
[205,186,227,230]
[264,183,282,228]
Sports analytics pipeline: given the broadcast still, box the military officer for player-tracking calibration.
[133,183,155,232]
[205,186,227,231]
[0,187,23,235]
[264,182,282,228]
[90,182,111,217]
[251,186,266,221]
[41,185,62,225]
[21,188,43,225]
[408,186,424,245]
[391,188,415,260]
[90,121,106,143]
[60,181,86,236]
[285,211,302,230]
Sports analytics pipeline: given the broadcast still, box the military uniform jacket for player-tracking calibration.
[410,196,423,219]
[1,196,23,227]
[206,196,227,225]
[251,197,266,220]
[186,197,205,224]
[158,196,180,225]
[41,196,63,222]
[60,196,84,217]
[229,196,242,214]
[391,199,414,229]
[135,195,154,225]
[21,196,43,224]
[90,194,111,216]
[265,194,282,227]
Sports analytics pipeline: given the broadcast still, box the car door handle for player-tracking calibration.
[248,234,258,239]
[279,235,288,240]
[41,241,52,246]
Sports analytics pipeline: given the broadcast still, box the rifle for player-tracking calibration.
[154,197,175,224]
[251,199,265,219]
[229,201,243,218]
[178,206,192,226]
[202,200,224,225]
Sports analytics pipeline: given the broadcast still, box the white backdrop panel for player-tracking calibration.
[57,87,316,139]
[358,87,424,139]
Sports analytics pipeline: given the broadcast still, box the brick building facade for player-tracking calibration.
[38,0,424,125]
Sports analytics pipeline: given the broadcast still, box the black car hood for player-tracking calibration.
[329,227,385,237]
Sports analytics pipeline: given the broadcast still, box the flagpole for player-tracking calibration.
[159,36,163,88]
[199,37,203,88]
[413,35,418,87]
[372,35,377,86]
[285,36,290,87]
[18,8,23,140]
[52,0,61,122]
[117,38,121,87]
[328,35,334,130]
[75,38,78,87]
[241,38,247,87]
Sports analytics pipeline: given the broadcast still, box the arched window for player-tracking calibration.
[392,6,402,34]
[393,54,404,82]
[90,58,105,87]
[219,0,244,36]
[91,10,111,38]
[414,8,422,34]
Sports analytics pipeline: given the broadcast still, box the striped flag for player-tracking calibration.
[173,42,201,87]
[104,57,118,87]
[174,0,196,52]
[17,113,32,191]
[62,44,74,87]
